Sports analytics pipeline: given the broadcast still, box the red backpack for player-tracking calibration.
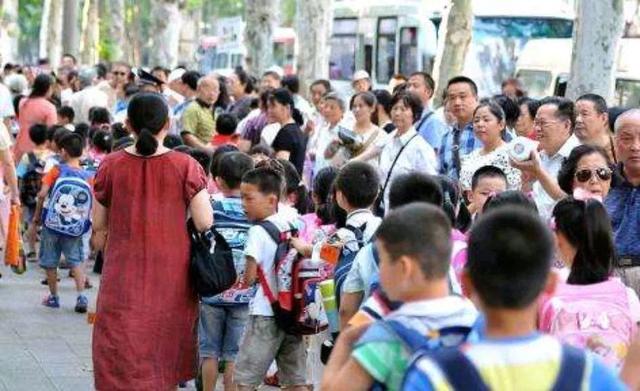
[256,221,331,335]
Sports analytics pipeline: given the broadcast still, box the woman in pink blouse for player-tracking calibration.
[15,74,57,162]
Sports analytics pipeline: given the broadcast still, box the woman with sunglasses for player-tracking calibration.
[557,144,613,200]
[539,196,640,368]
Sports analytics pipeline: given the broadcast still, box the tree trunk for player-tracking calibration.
[432,0,473,108]
[149,0,183,68]
[566,0,624,101]
[295,0,333,96]
[79,0,100,65]
[62,0,79,58]
[107,0,126,62]
[39,0,52,61]
[244,0,279,76]
[178,6,201,68]
[0,0,19,64]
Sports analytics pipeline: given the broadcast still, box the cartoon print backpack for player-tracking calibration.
[539,278,637,367]
[43,164,93,237]
[256,220,331,335]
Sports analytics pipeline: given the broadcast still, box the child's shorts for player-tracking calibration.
[198,303,249,362]
[39,227,85,269]
[234,315,307,387]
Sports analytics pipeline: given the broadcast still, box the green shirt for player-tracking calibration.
[181,100,215,144]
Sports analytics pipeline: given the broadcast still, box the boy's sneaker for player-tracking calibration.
[42,295,60,308]
[75,295,88,313]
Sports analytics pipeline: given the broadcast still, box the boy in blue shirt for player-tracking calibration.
[32,133,93,313]
[199,152,255,391]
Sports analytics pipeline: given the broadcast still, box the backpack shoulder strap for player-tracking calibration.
[384,320,429,353]
[428,348,490,391]
[345,223,366,244]
[255,220,283,243]
[27,152,37,166]
[551,344,586,391]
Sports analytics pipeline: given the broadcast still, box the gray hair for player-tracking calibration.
[322,92,346,112]
[78,67,97,89]
[614,108,640,133]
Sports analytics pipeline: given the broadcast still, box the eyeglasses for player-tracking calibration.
[574,167,612,183]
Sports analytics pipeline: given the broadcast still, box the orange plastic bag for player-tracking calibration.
[4,205,25,274]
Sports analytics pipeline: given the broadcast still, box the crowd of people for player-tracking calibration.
[0,53,640,391]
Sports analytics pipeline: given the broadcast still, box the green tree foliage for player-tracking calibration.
[18,0,43,62]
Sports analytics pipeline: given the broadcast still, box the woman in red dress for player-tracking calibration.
[91,93,213,390]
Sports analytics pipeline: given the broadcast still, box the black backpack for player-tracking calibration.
[187,219,237,297]
[20,153,44,208]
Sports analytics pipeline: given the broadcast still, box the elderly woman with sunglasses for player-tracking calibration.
[557,144,613,200]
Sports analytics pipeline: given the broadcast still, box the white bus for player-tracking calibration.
[197,27,297,76]
[329,0,574,96]
[516,38,640,106]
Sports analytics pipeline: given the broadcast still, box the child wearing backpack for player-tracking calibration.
[402,207,625,391]
[340,172,460,328]
[17,124,53,260]
[233,160,307,391]
[330,161,381,308]
[31,132,93,312]
[322,203,477,390]
[539,197,640,368]
[199,152,256,391]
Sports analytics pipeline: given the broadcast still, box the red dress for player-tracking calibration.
[92,150,206,391]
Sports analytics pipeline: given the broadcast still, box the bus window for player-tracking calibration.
[399,27,418,76]
[231,54,243,69]
[215,53,229,69]
[376,17,397,84]
[517,70,552,98]
[615,79,640,107]
[330,18,358,81]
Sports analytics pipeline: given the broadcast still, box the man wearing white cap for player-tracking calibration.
[352,70,372,94]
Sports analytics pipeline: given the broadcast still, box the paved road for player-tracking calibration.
[0,262,97,391]
[0,264,283,391]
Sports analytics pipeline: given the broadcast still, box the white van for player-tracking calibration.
[516,38,640,106]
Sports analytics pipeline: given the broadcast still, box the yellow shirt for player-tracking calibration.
[181,100,215,144]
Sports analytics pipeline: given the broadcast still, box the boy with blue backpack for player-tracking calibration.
[32,132,94,313]
[331,162,381,311]
[199,152,255,391]
[402,207,625,391]
[322,203,477,391]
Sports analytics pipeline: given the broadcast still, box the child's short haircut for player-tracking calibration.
[28,124,48,145]
[218,152,255,189]
[242,159,285,198]
[216,113,238,136]
[74,123,90,142]
[471,165,508,190]
[334,161,379,209]
[211,144,240,178]
[188,149,213,177]
[376,203,452,279]
[88,106,111,125]
[52,127,73,147]
[111,122,129,140]
[249,144,274,158]
[58,133,84,158]
[388,173,443,210]
[467,207,553,309]
[163,134,184,149]
[482,190,538,214]
[57,106,75,122]
[91,129,113,153]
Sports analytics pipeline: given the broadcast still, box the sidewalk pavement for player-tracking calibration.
[0,263,97,391]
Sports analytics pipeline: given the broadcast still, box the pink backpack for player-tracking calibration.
[539,278,637,367]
